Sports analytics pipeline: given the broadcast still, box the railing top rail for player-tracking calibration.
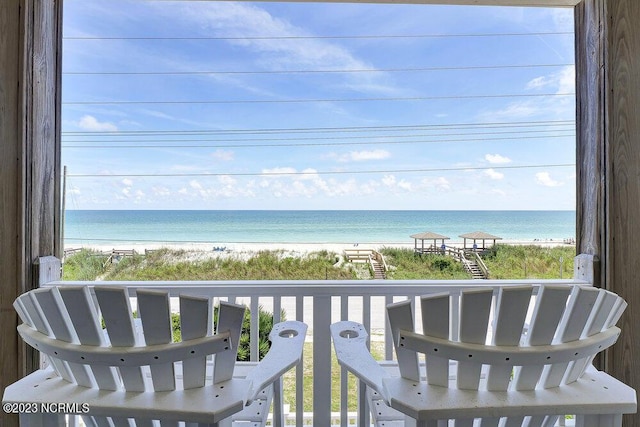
[43,279,589,298]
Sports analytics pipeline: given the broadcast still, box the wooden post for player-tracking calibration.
[0,1,62,426]
[577,1,640,426]
[602,2,640,426]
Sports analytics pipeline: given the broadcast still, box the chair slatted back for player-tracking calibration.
[14,285,246,393]
[388,285,625,393]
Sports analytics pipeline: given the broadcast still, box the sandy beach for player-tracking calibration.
[66,239,573,261]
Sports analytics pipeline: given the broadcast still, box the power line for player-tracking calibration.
[62,133,576,149]
[63,63,574,75]
[67,163,574,178]
[62,93,575,105]
[62,31,573,41]
[61,120,575,136]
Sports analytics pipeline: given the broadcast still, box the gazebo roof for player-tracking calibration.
[410,231,450,240]
[459,231,502,240]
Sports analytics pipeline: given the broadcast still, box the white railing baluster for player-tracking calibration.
[340,296,349,427]
[313,294,332,427]
[296,295,304,427]
[250,296,259,362]
[273,296,284,427]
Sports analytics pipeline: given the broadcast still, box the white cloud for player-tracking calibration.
[421,177,451,192]
[484,169,504,180]
[161,2,396,95]
[261,167,297,176]
[338,149,391,163]
[535,172,563,187]
[190,180,203,190]
[485,154,511,164]
[478,65,575,121]
[212,150,234,161]
[122,178,133,187]
[77,115,118,132]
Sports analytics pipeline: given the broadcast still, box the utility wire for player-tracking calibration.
[63,31,573,41]
[67,163,574,178]
[61,120,575,136]
[63,63,574,75]
[62,128,575,142]
[62,133,576,149]
[62,93,575,105]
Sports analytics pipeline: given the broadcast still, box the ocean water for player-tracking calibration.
[63,210,576,245]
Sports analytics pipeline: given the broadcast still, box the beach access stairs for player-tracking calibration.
[344,248,388,279]
[460,250,489,279]
[417,246,490,279]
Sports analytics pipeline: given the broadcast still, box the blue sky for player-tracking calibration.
[61,1,576,210]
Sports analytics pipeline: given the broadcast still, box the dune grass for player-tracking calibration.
[482,244,575,279]
[62,248,356,281]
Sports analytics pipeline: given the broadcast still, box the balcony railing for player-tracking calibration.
[36,255,594,427]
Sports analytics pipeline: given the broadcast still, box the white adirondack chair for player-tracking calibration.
[332,285,637,427]
[3,286,307,427]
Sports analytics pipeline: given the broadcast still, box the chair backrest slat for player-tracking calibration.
[179,295,210,389]
[388,299,420,382]
[486,286,532,391]
[17,292,74,383]
[137,289,176,392]
[59,286,120,391]
[32,288,94,388]
[421,293,450,386]
[94,286,146,392]
[513,286,570,391]
[213,301,246,384]
[542,286,600,388]
[457,288,493,390]
[564,291,625,384]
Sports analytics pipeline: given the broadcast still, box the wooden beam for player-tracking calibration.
[604,1,640,426]
[0,2,24,426]
[0,1,62,426]
[205,0,582,5]
[575,0,606,286]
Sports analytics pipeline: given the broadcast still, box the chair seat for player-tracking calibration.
[382,365,636,421]
[4,368,249,424]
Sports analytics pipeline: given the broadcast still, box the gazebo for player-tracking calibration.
[410,231,450,254]
[459,231,502,251]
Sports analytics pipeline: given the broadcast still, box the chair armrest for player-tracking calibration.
[243,321,307,403]
[331,321,391,401]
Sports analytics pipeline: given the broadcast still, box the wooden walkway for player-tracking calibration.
[414,246,489,279]
[344,249,387,279]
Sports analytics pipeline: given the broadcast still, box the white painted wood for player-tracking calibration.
[543,286,599,388]
[31,288,93,388]
[313,295,332,427]
[421,293,450,386]
[137,289,175,392]
[180,294,209,389]
[486,286,532,391]
[5,285,305,427]
[331,284,636,426]
[59,286,120,390]
[457,288,492,390]
[94,287,146,392]
[331,321,390,399]
[514,286,570,390]
[18,291,73,382]
[564,290,619,384]
[213,301,246,384]
[387,300,420,382]
[244,321,306,402]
